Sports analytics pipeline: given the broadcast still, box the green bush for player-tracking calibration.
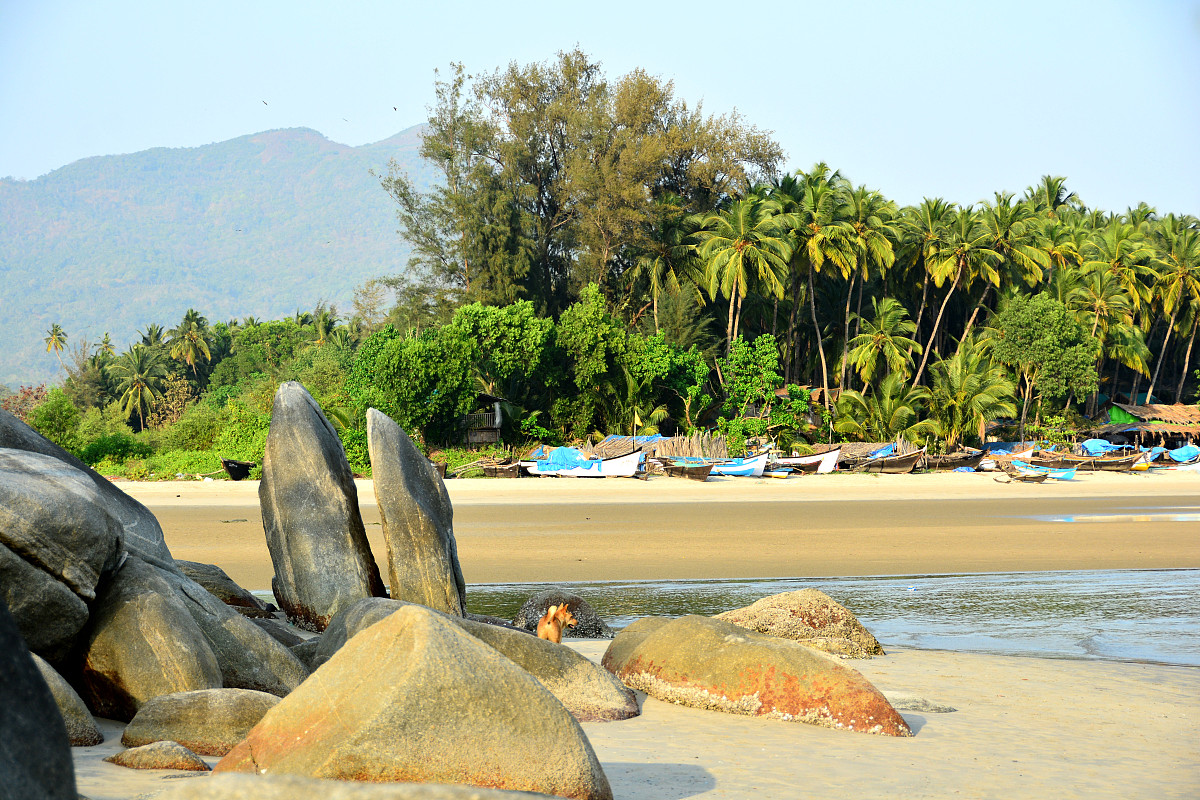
[339,427,370,475]
[146,450,225,479]
[28,388,82,452]
[77,433,153,466]
[162,401,222,451]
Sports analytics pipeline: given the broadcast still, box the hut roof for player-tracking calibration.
[1093,422,1200,436]
[1112,403,1200,424]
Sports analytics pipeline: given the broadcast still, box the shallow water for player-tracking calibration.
[465,569,1200,667]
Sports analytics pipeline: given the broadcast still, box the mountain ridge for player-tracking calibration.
[0,125,434,387]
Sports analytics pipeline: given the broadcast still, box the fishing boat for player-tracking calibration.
[1028,451,1140,472]
[1011,460,1077,480]
[708,452,770,477]
[662,462,714,482]
[1005,471,1049,483]
[220,458,255,481]
[763,469,792,479]
[772,448,840,474]
[483,462,521,478]
[520,449,642,478]
[924,450,985,471]
[855,447,926,474]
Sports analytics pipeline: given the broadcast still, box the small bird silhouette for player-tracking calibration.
[393,106,397,111]
[262,100,268,105]
[342,118,348,122]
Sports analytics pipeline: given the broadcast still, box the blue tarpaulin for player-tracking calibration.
[536,447,600,472]
[1168,444,1200,464]
[983,442,1036,454]
[1081,438,1132,456]
[867,444,895,459]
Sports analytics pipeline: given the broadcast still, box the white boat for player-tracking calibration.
[772,449,840,474]
[708,452,770,477]
[520,450,642,478]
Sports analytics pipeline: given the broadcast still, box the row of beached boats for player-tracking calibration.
[509,439,1199,479]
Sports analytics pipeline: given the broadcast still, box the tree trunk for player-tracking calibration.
[855,271,866,339]
[809,265,830,410]
[652,292,659,334]
[1174,316,1198,403]
[732,293,743,347]
[787,265,801,382]
[911,265,962,388]
[839,272,856,387]
[1018,374,1034,444]
[959,283,993,346]
[725,280,737,357]
[1146,308,1177,404]
[907,272,929,359]
[771,296,779,343]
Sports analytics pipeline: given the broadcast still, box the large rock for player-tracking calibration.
[73,556,223,722]
[366,409,465,615]
[0,448,124,661]
[260,382,385,630]
[0,409,176,571]
[714,589,885,658]
[0,598,77,799]
[177,560,275,616]
[155,773,563,799]
[603,615,911,736]
[314,598,637,722]
[31,653,103,746]
[513,589,614,639]
[104,740,211,771]
[215,605,612,800]
[251,617,308,648]
[123,688,280,755]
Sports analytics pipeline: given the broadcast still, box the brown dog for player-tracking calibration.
[536,604,578,643]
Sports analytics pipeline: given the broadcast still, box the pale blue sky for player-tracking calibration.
[2,0,1197,212]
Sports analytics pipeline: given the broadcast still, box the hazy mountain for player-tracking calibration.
[0,125,436,387]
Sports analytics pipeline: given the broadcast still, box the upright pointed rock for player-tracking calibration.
[366,409,465,615]
[260,382,385,630]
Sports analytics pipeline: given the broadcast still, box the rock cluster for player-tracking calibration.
[104,740,211,771]
[715,588,886,657]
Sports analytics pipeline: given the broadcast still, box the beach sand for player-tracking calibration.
[70,471,1200,799]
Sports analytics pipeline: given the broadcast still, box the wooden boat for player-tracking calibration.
[1011,460,1077,480]
[1029,451,1140,472]
[483,462,521,478]
[520,450,642,478]
[924,450,985,471]
[854,447,926,474]
[763,469,792,479]
[772,448,840,474]
[663,462,713,482]
[220,458,255,481]
[1009,471,1049,483]
[708,452,770,477]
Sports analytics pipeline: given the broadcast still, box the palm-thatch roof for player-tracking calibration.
[1112,403,1200,424]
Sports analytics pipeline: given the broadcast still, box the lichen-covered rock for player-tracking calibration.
[512,589,613,639]
[31,653,103,746]
[251,617,308,648]
[714,589,885,658]
[155,773,562,799]
[366,409,465,615]
[314,598,637,723]
[104,740,210,771]
[215,605,612,800]
[73,556,223,722]
[603,615,910,736]
[176,561,275,616]
[123,688,280,756]
[0,448,124,661]
[260,382,385,631]
[0,597,77,799]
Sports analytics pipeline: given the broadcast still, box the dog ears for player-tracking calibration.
[546,604,558,616]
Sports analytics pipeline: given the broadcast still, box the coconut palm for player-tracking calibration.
[696,196,790,356]
[95,333,116,357]
[140,323,165,347]
[965,193,1048,339]
[628,193,702,333]
[1147,218,1200,401]
[845,297,921,387]
[167,309,212,375]
[106,345,168,430]
[1082,222,1158,314]
[897,198,954,359]
[839,186,898,385]
[927,336,1017,449]
[44,323,67,369]
[834,372,936,443]
[910,206,1001,387]
[1023,175,1079,218]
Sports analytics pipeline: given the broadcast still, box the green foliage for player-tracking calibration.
[161,401,222,451]
[77,433,152,466]
[27,388,82,452]
[339,427,370,475]
[1024,414,1079,447]
[717,335,784,417]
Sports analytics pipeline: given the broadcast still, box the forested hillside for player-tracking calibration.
[0,125,436,386]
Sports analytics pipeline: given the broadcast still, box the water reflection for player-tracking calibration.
[466,569,1200,667]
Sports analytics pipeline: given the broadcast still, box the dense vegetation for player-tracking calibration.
[5,51,1197,477]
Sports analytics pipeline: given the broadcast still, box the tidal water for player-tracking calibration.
[466,569,1200,668]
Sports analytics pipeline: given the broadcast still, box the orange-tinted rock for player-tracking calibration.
[105,740,210,771]
[603,615,910,736]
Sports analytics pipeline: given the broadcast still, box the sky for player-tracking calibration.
[1,0,1198,213]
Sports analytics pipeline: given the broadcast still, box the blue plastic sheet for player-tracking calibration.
[1168,444,1200,464]
[867,444,895,459]
[1081,438,1131,456]
[536,447,600,472]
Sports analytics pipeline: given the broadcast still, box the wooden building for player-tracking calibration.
[1091,403,1200,448]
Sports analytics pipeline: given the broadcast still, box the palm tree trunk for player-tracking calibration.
[959,283,993,345]
[839,272,856,387]
[732,293,743,346]
[771,297,779,342]
[907,272,930,359]
[911,266,962,388]
[1147,308,1178,403]
[1018,374,1034,444]
[1175,317,1198,402]
[652,293,659,334]
[725,283,737,357]
[809,265,830,409]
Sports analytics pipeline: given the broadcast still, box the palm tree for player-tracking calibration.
[44,323,67,369]
[772,165,856,407]
[1082,222,1157,314]
[696,196,790,356]
[628,193,702,334]
[965,193,1048,339]
[96,333,116,357]
[927,336,1017,449]
[167,309,212,375]
[1023,175,1079,218]
[140,323,165,347]
[106,345,168,430]
[834,372,935,443]
[910,206,1000,387]
[839,186,898,386]
[898,198,954,359]
[845,297,921,387]
[1147,218,1200,401]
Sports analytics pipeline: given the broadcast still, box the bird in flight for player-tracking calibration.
[393,106,397,111]
[262,100,268,105]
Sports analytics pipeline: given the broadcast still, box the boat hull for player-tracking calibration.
[521,451,642,477]
[855,448,926,474]
[773,449,840,474]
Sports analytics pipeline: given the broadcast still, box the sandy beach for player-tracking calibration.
[71,471,1200,799]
